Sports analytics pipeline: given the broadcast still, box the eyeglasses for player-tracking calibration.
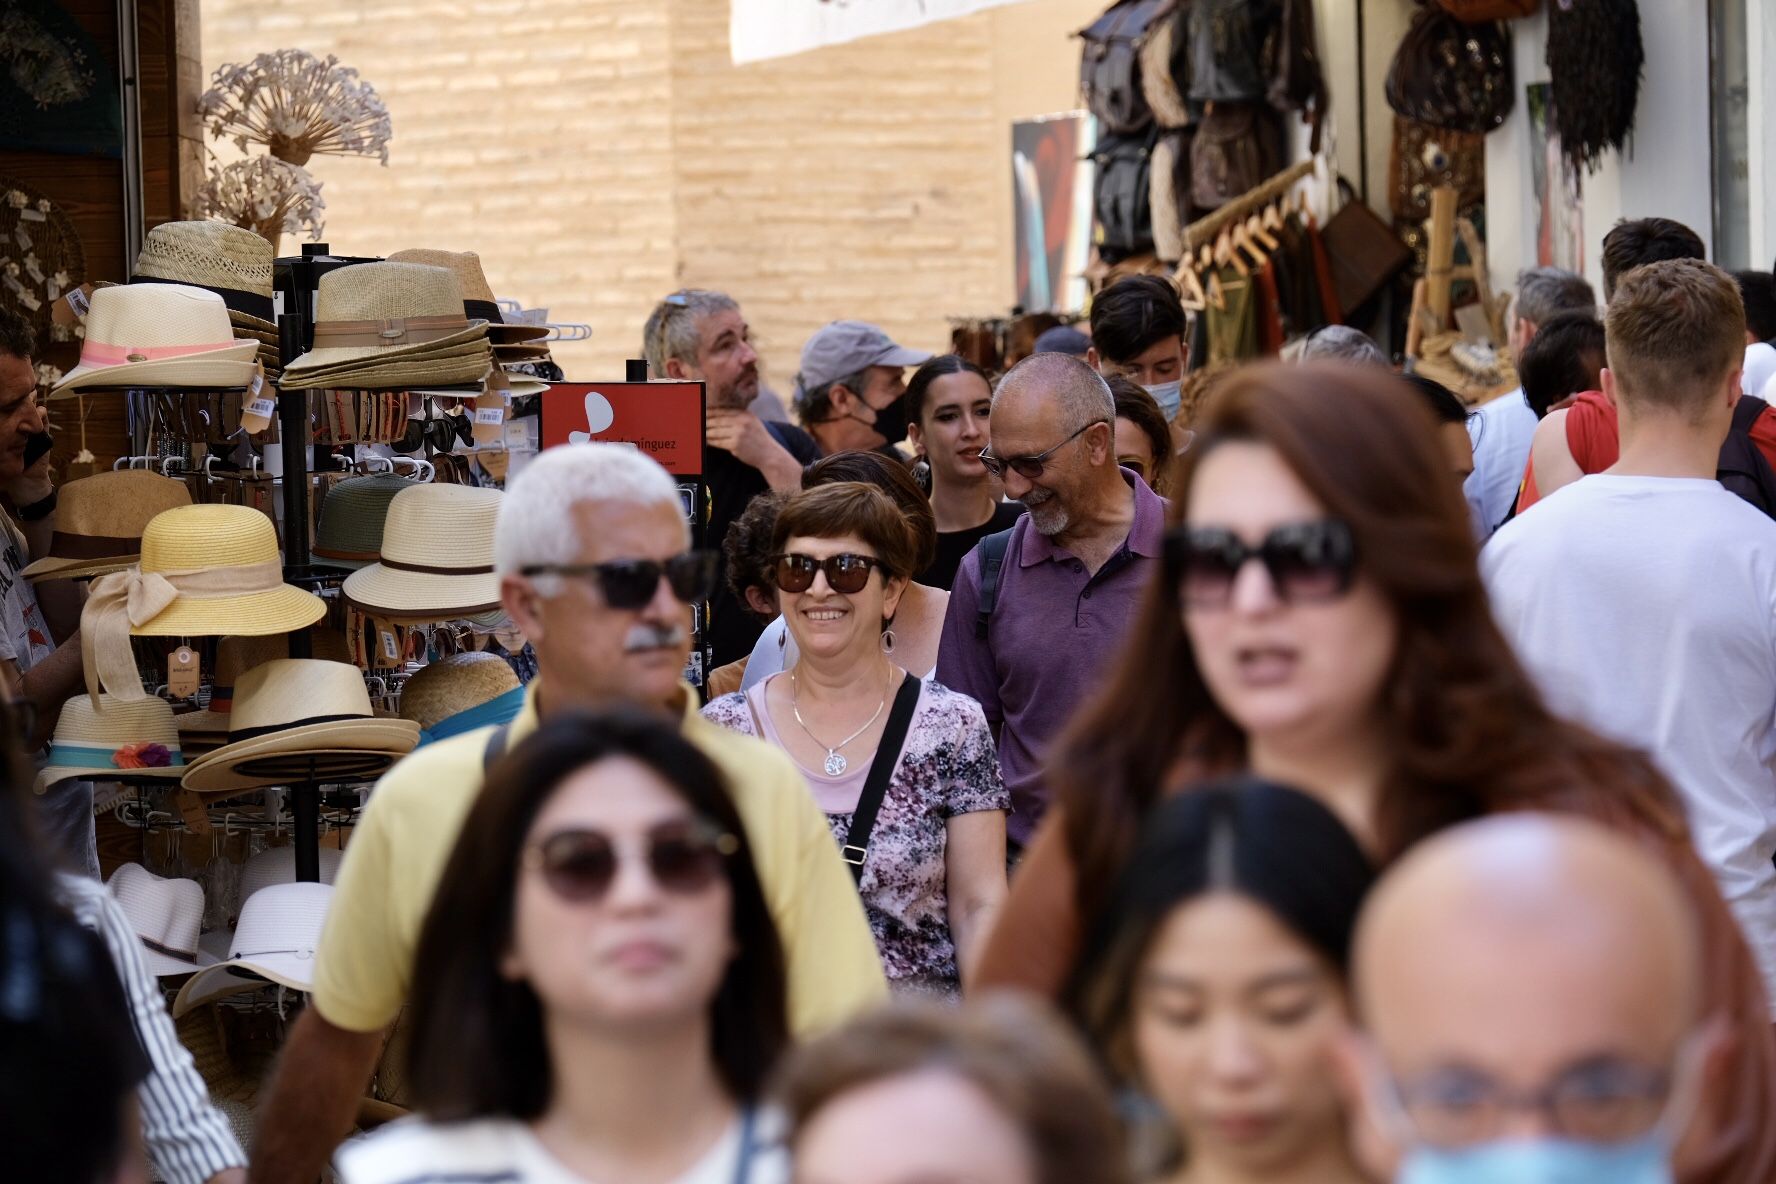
[978,420,1104,480]
[1164,520,1356,609]
[1387,1061,1680,1148]
[524,822,740,904]
[520,552,718,610]
[770,552,885,595]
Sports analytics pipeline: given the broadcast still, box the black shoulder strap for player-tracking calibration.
[482,721,514,772]
[973,526,1019,641]
[841,673,922,884]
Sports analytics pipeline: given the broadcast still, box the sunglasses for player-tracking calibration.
[1164,520,1357,608]
[521,552,718,610]
[524,822,740,904]
[978,420,1103,481]
[771,552,885,595]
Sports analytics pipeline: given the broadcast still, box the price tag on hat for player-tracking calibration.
[371,618,403,670]
[471,370,511,444]
[168,645,201,700]
[51,281,93,329]
[173,789,214,836]
[239,363,276,434]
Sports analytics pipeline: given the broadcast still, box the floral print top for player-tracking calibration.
[703,677,1008,997]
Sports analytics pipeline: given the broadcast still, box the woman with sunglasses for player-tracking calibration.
[972,362,1776,1182]
[335,711,790,1184]
[903,356,1026,590]
[706,482,1009,997]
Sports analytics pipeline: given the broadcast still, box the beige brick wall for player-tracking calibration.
[200,0,1103,387]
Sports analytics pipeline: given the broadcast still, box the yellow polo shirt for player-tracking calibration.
[310,685,886,1036]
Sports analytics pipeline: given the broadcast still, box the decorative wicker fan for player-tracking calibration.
[0,175,85,347]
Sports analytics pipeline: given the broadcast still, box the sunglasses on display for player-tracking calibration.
[1164,519,1357,608]
[524,822,740,904]
[978,419,1104,481]
[521,551,718,610]
[771,552,885,595]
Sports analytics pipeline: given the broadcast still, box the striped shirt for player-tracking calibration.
[57,873,246,1184]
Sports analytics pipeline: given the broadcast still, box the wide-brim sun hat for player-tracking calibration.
[36,693,188,792]
[131,219,278,333]
[172,628,354,739]
[281,262,489,375]
[384,249,551,344]
[342,484,503,620]
[237,843,343,905]
[277,352,492,393]
[22,469,195,583]
[107,862,218,977]
[49,285,261,398]
[172,882,333,1017]
[180,658,419,795]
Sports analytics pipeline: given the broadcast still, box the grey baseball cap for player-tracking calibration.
[796,321,933,392]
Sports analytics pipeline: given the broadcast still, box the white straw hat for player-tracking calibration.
[36,694,188,793]
[106,863,218,977]
[237,844,343,905]
[49,285,261,398]
[173,882,333,1017]
[341,484,503,620]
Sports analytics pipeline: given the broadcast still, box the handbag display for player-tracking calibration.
[1387,115,1485,223]
[1385,3,1514,134]
[1092,131,1158,261]
[1189,101,1282,211]
[1079,0,1173,137]
[1320,179,1414,317]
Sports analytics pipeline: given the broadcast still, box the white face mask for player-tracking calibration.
[1144,379,1183,421]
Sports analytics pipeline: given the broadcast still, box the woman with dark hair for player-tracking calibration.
[743,450,951,685]
[903,356,1024,589]
[1105,376,1178,497]
[1068,780,1374,1184]
[973,361,1776,1183]
[336,711,790,1184]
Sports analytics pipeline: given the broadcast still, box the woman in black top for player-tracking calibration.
[905,357,1025,590]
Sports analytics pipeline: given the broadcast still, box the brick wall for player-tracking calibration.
[199,0,1103,387]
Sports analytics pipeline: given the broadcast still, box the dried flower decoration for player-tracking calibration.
[198,49,391,167]
[191,157,327,247]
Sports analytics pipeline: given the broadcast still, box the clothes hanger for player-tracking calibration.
[1178,263,1209,313]
[1246,213,1280,251]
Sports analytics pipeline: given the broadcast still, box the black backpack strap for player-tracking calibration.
[482,721,514,772]
[840,673,922,884]
[973,526,1018,641]
[1717,395,1776,518]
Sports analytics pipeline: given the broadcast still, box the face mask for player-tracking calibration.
[1399,1137,1673,1184]
[857,398,907,448]
[1144,379,1183,421]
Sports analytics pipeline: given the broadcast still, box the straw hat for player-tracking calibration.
[36,693,188,792]
[128,505,327,638]
[342,485,503,620]
[179,659,420,794]
[312,475,417,570]
[172,882,333,1017]
[385,249,550,344]
[106,863,218,977]
[21,470,194,583]
[173,629,353,740]
[132,220,277,332]
[401,652,522,732]
[279,262,491,389]
[49,285,260,398]
[238,843,343,904]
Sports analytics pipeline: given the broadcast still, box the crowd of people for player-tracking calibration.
[10,213,1776,1184]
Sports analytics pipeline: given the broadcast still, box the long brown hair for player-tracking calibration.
[1055,362,1685,925]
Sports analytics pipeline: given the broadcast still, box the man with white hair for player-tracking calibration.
[248,444,885,1184]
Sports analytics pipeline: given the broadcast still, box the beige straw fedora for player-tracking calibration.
[21,470,194,583]
[385,249,550,344]
[79,504,327,703]
[173,882,333,1016]
[342,484,503,620]
[132,220,278,333]
[179,659,419,794]
[107,863,218,977]
[174,629,353,740]
[49,285,260,398]
[279,262,490,386]
[35,693,189,792]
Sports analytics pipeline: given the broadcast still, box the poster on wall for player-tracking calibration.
[1013,112,1098,315]
[730,0,1028,65]
[1527,83,1584,274]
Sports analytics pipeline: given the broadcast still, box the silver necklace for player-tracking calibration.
[790,668,889,777]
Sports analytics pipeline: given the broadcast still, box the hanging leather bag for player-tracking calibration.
[1092,131,1157,261]
[1385,3,1514,134]
[1079,0,1173,137]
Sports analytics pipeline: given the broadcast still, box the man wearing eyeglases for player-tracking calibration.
[935,353,1167,854]
[248,443,885,1184]
[1343,814,1726,1183]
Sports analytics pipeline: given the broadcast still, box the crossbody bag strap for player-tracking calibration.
[841,672,922,884]
[482,721,514,772]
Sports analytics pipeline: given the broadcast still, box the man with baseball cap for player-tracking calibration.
[794,321,932,458]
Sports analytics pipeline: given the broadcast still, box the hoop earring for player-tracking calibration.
[881,628,896,655]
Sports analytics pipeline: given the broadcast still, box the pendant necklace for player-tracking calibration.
[791,668,889,777]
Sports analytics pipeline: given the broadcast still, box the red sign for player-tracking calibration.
[540,382,705,477]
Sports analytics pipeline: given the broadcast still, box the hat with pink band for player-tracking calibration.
[50,284,261,398]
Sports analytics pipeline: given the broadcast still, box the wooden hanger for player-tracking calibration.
[1215,228,1249,277]
[1262,199,1285,233]
[1233,222,1267,269]
[1178,263,1209,312]
[1246,213,1279,251]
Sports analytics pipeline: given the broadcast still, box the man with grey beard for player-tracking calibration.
[247,444,885,1184]
[936,353,1167,853]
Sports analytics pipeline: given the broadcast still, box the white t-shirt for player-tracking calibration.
[1463,387,1537,542]
[337,1112,785,1184]
[0,514,53,671]
[1482,474,1776,1007]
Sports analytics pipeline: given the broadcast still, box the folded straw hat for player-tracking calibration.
[49,285,261,398]
[312,475,417,571]
[400,652,524,745]
[36,693,188,792]
[22,470,194,583]
[342,484,503,620]
[179,659,420,795]
[385,249,550,344]
[79,504,327,702]
[173,882,333,1017]
[280,262,491,388]
[131,220,278,333]
[173,629,353,740]
[106,863,218,977]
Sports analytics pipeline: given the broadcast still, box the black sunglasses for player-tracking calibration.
[525,822,739,904]
[521,551,718,609]
[771,552,884,595]
[979,420,1103,481]
[1164,520,1357,608]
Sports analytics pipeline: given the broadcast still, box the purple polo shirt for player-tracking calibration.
[935,470,1167,846]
